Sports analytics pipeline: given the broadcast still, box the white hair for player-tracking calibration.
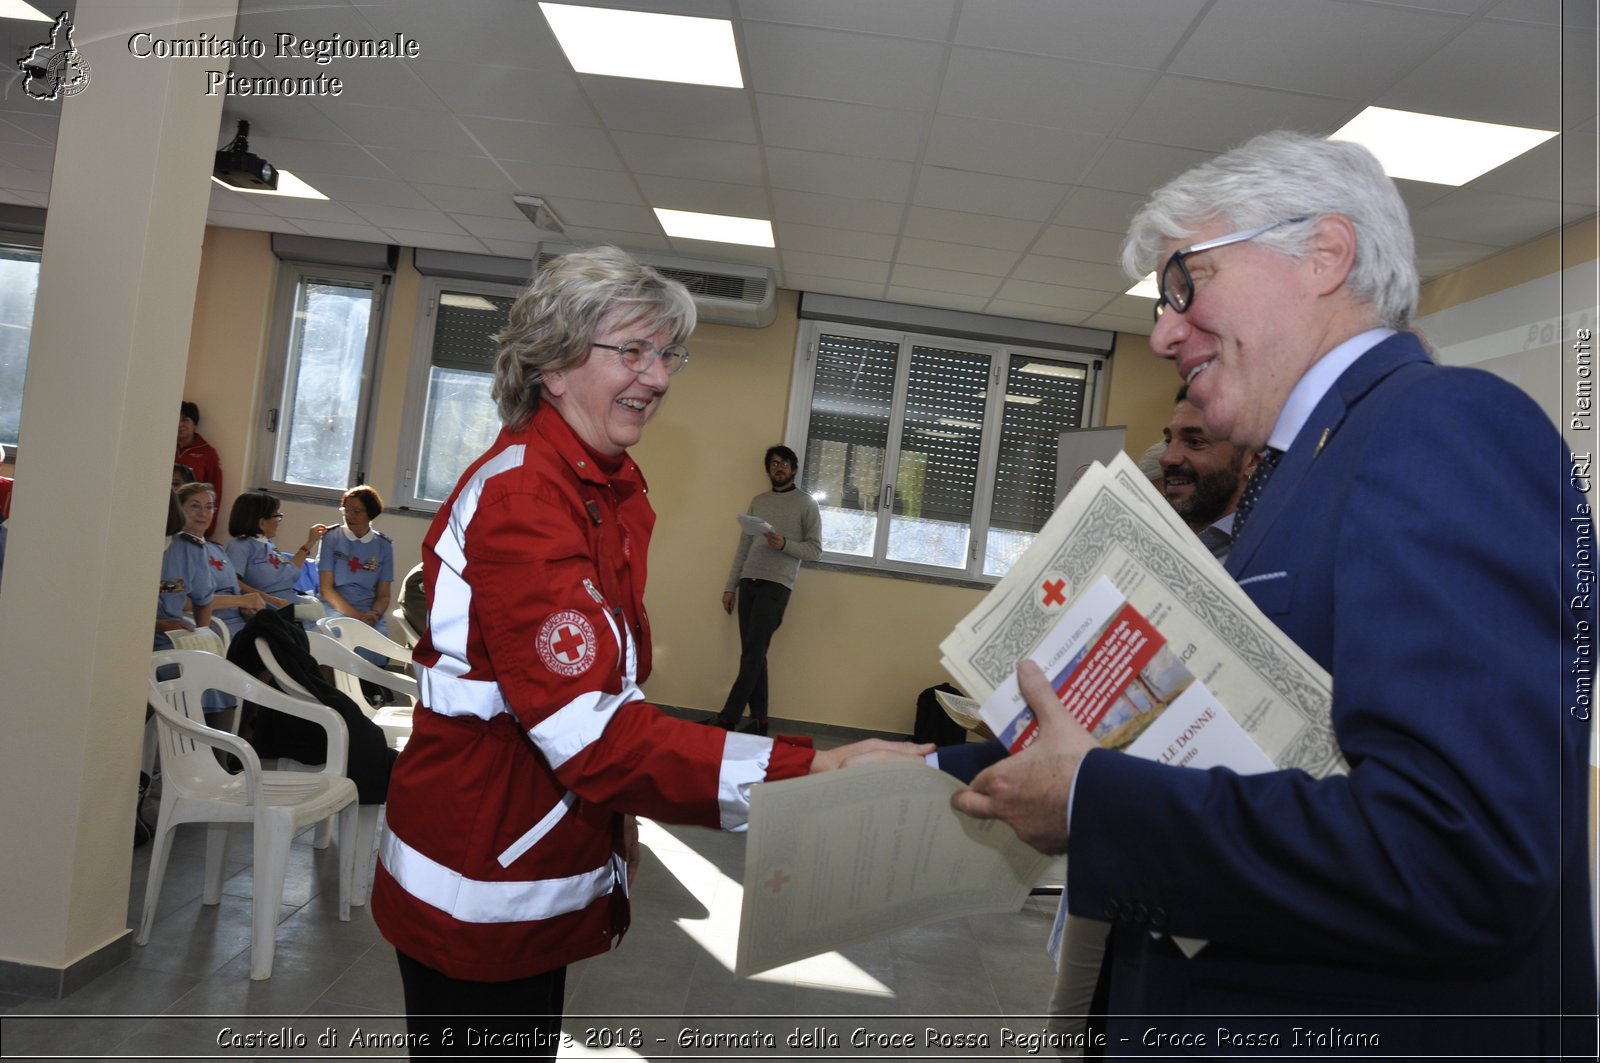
[1122,131,1418,329]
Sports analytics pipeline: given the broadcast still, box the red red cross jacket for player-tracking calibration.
[371,404,814,981]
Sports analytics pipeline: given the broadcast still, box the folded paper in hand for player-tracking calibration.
[737,513,773,536]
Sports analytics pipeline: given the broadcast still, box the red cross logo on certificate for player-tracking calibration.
[1041,578,1067,607]
[764,868,792,894]
[538,609,598,677]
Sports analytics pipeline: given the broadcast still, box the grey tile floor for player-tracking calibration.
[1,732,1064,1061]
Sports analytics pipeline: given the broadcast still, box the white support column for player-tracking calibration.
[0,0,238,991]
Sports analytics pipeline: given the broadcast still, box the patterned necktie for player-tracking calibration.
[1232,447,1283,540]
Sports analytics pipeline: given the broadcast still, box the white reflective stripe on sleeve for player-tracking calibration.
[717,732,773,832]
[417,666,509,720]
[528,683,646,770]
[380,827,614,925]
[429,445,526,679]
[497,791,577,868]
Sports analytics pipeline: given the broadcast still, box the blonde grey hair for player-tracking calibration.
[491,246,697,429]
[1121,131,1418,330]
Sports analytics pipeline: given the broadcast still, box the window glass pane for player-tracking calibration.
[984,357,1088,576]
[801,333,898,557]
[411,288,512,503]
[417,368,499,501]
[886,344,988,569]
[0,249,41,450]
[279,280,373,489]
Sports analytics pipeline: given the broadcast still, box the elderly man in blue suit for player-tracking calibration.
[954,131,1596,1057]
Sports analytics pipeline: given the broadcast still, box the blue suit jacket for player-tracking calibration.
[1067,333,1596,1055]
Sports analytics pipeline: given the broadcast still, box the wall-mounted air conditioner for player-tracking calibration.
[535,241,777,329]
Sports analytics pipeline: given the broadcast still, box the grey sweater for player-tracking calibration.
[724,486,823,591]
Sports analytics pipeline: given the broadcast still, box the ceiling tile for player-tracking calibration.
[357,0,562,68]
[744,22,946,111]
[1113,76,1362,153]
[584,80,757,142]
[545,199,661,234]
[781,251,891,284]
[1013,254,1133,293]
[1170,0,1465,98]
[247,137,392,180]
[772,222,899,260]
[479,238,542,261]
[253,197,371,226]
[1052,187,1148,235]
[939,48,1155,134]
[407,59,591,124]
[985,299,1091,326]
[890,263,1003,298]
[1379,19,1580,128]
[411,183,525,218]
[887,286,993,312]
[1411,189,1569,246]
[764,148,915,202]
[563,227,671,253]
[954,0,1207,69]
[896,237,1020,277]
[781,273,889,300]
[207,210,301,234]
[771,189,906,234]
[1486,0,1595,26]
[661,239,779,268]
[913,167,1069,222]
[1412,233,1509,278]
[1469,135,1599,207]
[497,161,645,205]
[1081,310,1156,335]
[303,173,436,210]
[994,279,1111,312]
[636,174,770,216]
[924,115,1106,184]
[380,230,488,254]
[1080,140,1221,197]
[1098,293,1161,319]
[457,117,618,168]
[902,206,1044,251]
[756,95,924,160]
[612,132,765,184]
[317,104,482,155]
[365,149,516,191]
[217,97,354,144]
[352,204,468,235]
[1030,225,1130,265]
[740,0,958,39]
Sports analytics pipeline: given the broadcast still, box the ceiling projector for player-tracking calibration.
[213,120,277,191]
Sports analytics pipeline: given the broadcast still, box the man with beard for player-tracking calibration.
[1158,384,1259,559]
[706,445,821,735]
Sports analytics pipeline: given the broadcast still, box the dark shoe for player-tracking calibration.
[739,719,769,736]
[699,714,733,729]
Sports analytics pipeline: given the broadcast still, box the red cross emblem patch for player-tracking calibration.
[537,609,598,677]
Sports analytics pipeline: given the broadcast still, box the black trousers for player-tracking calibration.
[395,949,567,1061]
[718,578,792,725]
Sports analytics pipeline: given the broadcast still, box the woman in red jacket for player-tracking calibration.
[371,246,924,1057]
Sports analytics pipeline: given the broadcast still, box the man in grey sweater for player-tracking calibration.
[705,445,822,735]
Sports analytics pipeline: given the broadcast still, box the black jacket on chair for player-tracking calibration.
[227,607,395,804]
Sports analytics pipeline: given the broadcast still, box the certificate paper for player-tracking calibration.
[736,761,1051,977]
[737,513,774,536]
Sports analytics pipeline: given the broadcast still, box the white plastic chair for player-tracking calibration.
[140,651,359,980]
[316,615,413,670]
[389,606,422,649]
[255,633,409,904]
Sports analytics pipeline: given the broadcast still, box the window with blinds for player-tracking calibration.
[791,321,1098,582]
[409,287,517,503]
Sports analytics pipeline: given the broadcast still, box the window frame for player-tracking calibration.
[393,274,523,512]
[253,259,391,502]
[785,317,1105,585]
[0,240,43,458]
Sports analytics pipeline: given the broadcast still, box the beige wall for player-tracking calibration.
[178,231,1186,734]
[1418,214,1598,317]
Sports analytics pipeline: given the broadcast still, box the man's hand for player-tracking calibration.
[764,530,786,551]
[950,660,1097,855]
[721,591,735,614]
[809,739,935,773]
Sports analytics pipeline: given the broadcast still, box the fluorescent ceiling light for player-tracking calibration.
[1,1,53,20]
[539,2,742,88]
[210,170,327,200]
[655,207,774,248]
[1020,361,1086,380]
[1126,273,1159,300]
[1331,106,1557,186]
[440,293,501,312]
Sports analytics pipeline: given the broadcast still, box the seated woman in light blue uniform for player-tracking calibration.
[175,483,266,641]
[156,491,214,653]
[318,484,394,665]
[225,490,327,624]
